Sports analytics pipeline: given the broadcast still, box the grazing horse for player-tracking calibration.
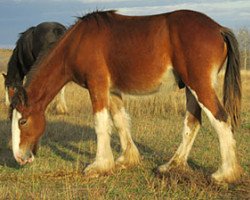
[10,10,242,183]
[3,22,68,114]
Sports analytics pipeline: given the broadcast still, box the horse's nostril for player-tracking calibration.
[16,155,27,165]
[24,151,34,162]
[27,155,34,163]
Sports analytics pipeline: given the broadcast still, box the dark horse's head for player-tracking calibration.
[10,87,45,165]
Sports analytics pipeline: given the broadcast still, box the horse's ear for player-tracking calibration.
[2,73,7,80]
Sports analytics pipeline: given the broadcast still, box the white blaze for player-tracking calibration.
[12,109,22,160]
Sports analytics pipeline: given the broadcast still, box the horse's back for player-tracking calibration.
[105,11,225,94]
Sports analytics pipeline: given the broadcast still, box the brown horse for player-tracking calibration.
[10,10,242,183]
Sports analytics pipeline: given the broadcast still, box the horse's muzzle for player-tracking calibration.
[14,150,34,165]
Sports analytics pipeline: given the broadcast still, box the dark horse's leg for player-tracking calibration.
[158,87,201,171]
[109,93,140,168]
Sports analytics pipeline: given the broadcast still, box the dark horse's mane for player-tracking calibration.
[16,27,36,66]
[5,27,35,88]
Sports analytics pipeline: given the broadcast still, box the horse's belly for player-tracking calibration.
[113,66,178,96]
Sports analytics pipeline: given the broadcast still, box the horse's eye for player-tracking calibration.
[19,118,27,126]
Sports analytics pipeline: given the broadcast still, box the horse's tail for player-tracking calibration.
[221,27,241,130]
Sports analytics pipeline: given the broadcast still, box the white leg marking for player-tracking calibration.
[113,108,131,151]
[95,108,113,163]
[113,108,140,167]
[188,87,242,182]
[174,113,199,161]
[12,109,22,161]
[84,108,114,175]
[5,87,10,106]
[158,112,200,172]
[202,106,240,182]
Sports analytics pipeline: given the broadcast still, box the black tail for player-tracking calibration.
[221,27,241,130]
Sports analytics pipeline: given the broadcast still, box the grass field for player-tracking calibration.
[0,50,249,199]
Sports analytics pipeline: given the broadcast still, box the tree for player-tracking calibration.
[237,28,250,70]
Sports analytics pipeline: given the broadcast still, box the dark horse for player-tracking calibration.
[10,10,242,183]
[3,22,68,113]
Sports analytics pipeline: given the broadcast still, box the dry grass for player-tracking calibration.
[0,49,12,72]
[0,50,249,199]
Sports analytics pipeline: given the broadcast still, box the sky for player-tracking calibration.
[0,0,250,48]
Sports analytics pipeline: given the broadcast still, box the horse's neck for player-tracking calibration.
[26,52,70,111]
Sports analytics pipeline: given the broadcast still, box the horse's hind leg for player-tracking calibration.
[158,88,201,172]
[109,93,140,168]
[188,86,242,183]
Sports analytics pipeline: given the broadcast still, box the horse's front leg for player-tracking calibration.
[84,77,115,177]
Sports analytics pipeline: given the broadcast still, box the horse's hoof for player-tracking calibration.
[115,158,127,170]
[211,165,243,184]
[115,156,140,169]
[83,168,100,178]
[157,162,176,173]
[157,161,191,174]
[115,146,141,170]
[83,160,114,177]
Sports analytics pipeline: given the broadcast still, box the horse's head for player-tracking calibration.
[10,87,45,165]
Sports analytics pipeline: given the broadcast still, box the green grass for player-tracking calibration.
[0,72,249,199]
